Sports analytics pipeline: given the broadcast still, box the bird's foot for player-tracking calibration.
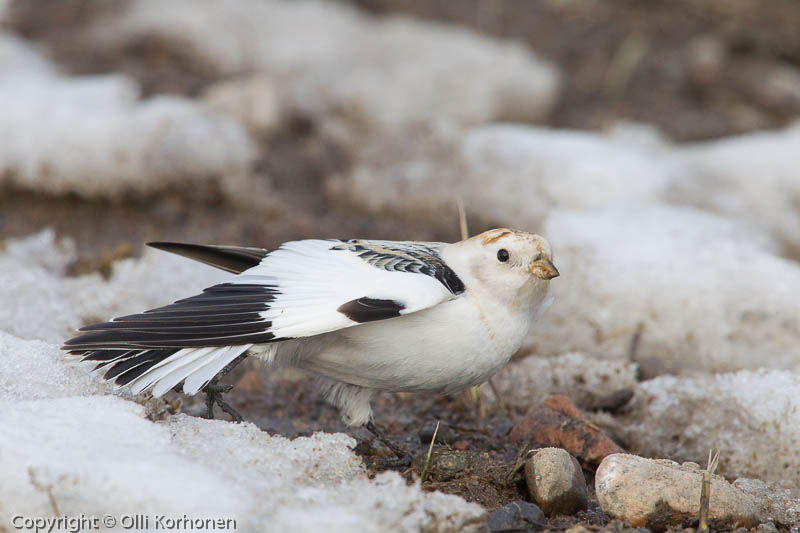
[364,421,413,468]
[203,383,243,423]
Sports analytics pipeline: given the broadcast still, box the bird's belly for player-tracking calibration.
[298,297,524,393]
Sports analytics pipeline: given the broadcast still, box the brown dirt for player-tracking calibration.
[354,0,800,141]
[171,363,612,529]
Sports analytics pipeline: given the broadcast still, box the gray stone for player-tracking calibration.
[525,447,588,516]
[757,521,779,533]
[486,501,546,532]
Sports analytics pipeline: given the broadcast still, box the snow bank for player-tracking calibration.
[0,31,255,199]
[490,352,637,412]
[0,32,57,79]
[672,122,800,256]
[530,205,800,373]
[0,392,483,531]
[620,370,800,491]
[0,332,107,400]
[0,230,228,344]
[336,124,682,227]
[91,0,558,133]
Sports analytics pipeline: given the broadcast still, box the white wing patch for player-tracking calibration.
[233,239,458,339]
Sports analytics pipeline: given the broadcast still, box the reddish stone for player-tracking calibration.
[452,440,470,451]
[509,395,624,467]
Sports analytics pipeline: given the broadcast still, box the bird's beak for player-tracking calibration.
[529,257,559,280]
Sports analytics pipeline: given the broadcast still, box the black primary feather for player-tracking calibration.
[63,283,277,350]
[147,242,269,274]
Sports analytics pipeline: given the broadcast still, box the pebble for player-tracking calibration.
[509,395,624,467]
[757,522,779,533]
[485,501,546,532]
[595,454,760,532]
[418,421,458,445]
[525,447,588,516]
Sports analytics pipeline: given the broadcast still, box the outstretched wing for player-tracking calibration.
[222,238,464,338]
[63,238,465,395]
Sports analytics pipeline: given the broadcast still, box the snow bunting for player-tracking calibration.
[63,229,558,427]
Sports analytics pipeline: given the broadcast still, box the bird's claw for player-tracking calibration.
[364,421,413,468]
[204,383,243,423]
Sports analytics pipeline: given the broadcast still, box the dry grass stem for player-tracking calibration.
[420,420,440,483]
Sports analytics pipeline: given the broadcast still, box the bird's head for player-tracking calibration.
[444,228,558,310]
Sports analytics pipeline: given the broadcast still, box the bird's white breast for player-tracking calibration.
[293,290,537,393]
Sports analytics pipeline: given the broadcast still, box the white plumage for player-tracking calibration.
[64,228,558,426]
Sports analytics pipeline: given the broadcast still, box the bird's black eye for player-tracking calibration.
[497,249,509,262]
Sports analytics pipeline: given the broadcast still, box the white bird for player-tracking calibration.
[64,228,558,432]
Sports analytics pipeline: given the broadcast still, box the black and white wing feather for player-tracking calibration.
[63,238,464,396]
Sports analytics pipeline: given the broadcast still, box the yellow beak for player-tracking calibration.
[529,258,559,280]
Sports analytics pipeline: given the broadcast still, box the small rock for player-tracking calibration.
[525,447,588,516]
[418,421,457,445]
[453,440,469,451]
[757,521,779,533]
[510,395,624,467]
[486,501,546,532]
[595,454,761,532]
[564,525,591,533]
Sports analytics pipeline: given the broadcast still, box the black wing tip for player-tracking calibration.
[146,242,268,274]
[146,241,176,249]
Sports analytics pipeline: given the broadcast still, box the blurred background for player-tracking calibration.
[2,0,799,262]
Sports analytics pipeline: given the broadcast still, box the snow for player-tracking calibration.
[0,395,485,531]
[0,31,255,199]
[90,0,559,134]
[620,369,800,491]
[530,205,800,373]
[337,124,683,228]
[672,121,800,256]
[0,230,228,344]
[0,332,106,401]
[0,32,57,79]
[491,352,638,412]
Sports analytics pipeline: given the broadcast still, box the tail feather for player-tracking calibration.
[182,345,250,394]
[135,346,217,396]
[76,345,251,396]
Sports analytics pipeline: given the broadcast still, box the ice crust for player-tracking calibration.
[0,230,229,344]
[0,31,255,199]
[91,0,559,133]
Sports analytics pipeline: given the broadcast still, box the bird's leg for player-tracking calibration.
[202,354,249,423]
[364,420,412,466]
